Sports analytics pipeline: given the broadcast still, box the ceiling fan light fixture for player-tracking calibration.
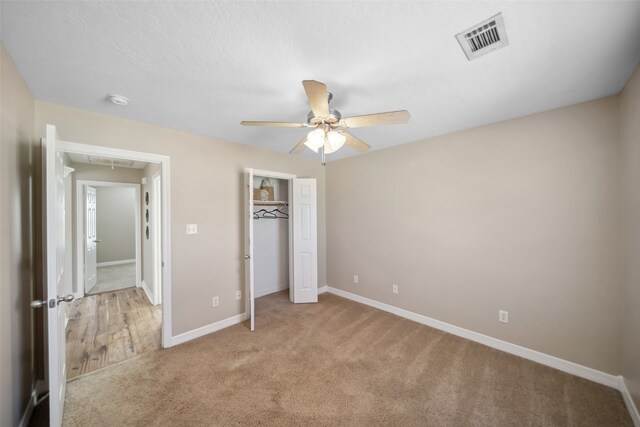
[304,128,325,153]
[323,131,346,154]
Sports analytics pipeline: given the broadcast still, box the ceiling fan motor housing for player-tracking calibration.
[307,108,342,126]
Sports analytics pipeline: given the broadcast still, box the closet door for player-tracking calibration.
[291,179,318,303]
[244,169,255,330]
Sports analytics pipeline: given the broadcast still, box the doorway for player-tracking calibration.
[66,165,163,378]
[76,181,141,297]
[244,168,319,332]
[64,176,159,380]
[41,124,173,426]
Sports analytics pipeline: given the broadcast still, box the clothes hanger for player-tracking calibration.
[270,208,289,218]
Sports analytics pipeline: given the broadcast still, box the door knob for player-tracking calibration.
[93,239,102,243]
[31,300,46,309]
[56,294,75,305]
[244,255,250,260]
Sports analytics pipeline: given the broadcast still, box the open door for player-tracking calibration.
[84,185,98,293]
[41,124,74,426]
[244,169,255,331]
[290,179,318,303]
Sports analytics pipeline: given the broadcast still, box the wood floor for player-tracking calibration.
[65,287,161,380]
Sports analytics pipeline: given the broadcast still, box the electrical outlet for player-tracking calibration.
[212,296,220,307]
[236,290,242,301]
[353,275,359,284]
[392,284,398,294]
[499,310,509,324]
[186,224,198,234]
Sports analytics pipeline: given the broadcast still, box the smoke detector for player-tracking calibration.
[109,94,129,106]
[456,13,509,61]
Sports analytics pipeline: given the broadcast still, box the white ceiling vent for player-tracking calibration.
[456,13,509,61]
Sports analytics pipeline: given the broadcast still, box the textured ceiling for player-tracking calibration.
[2,1,640,161]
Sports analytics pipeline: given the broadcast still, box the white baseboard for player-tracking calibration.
[620,376,640,426]
[325,286,620,389]
[141,280,155,305]
[170,312,248,346]
[97,259,135,267]
[318,285,328,294]
[255,285,288,298]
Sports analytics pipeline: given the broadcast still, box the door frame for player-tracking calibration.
[75,180,142,298]
[152,171,162,306]
[58,140,173,347]
[244,168,296,329]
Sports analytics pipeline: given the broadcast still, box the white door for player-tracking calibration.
[291,179,318,303]
[44,124,74,426]
[244,169,255,330]
[84,185,97,293]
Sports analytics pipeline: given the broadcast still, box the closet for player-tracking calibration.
[252,175,289,298]
[244,168,318,331]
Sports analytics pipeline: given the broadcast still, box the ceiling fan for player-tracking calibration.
[241,80,410,163]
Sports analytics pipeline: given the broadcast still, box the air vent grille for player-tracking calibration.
[87,156,135,168]
[456,13,509,61]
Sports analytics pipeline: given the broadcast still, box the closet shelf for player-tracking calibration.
[254,200,288,206]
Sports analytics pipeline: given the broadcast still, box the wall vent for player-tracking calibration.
[87,156,136,168]
[456,13,509,61]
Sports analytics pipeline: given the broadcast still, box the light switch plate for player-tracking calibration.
[186,224,198,234]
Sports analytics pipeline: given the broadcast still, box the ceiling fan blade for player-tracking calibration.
[302,80,330,118]
[342,110,410,128]
[240,121,306,128]
[338,130,371,152]
[289,136,308,154]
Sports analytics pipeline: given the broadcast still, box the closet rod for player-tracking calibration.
[253,201,288,206]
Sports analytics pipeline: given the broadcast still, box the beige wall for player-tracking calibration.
[327,96,623,374]
[95,186,137,263]
[620,64,640,407]
[0,45,36,427]
[35,100,327,336]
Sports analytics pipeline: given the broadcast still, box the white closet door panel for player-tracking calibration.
[244,170,255,331]
[291,179,318,303]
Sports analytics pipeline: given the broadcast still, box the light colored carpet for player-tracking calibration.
[87,262,136,295]
[63,291,632,426]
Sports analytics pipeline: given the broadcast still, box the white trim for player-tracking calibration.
[141,280,155,306]
[620,376,640,427]
[97,259,135,267]
[249,168,297,181]
[318,285,328,294]
[152,172,162,306]
[161,155,172,347]
[58,141,172,348]
[171,312,248,346]
[325,286,621,389]
[255,285,289,298]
